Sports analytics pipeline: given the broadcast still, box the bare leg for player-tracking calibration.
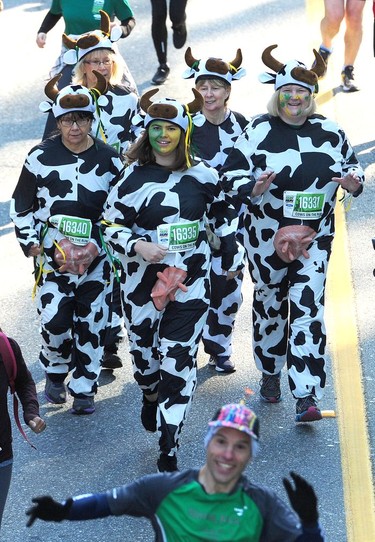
[320,0,345,50]
[343,0,365,66]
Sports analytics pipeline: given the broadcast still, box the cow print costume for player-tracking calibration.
[102,159,243,456]
[220,112,364,401]
[10,136,123,398]
[92,84,140,156]
[192,111,249,363]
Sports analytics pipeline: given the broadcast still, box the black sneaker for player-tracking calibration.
[208,355,236,373]
[259,372,281,403]
[45,373,67,404]
[172,22,187,49]
[315,46,331,77]
[71,396,95,415]
[141,395,157,432]
[341,65,359,93]
[151,64,170,85]
[295,395,322,422]
[157,453,178,473]
[101,350,123,369]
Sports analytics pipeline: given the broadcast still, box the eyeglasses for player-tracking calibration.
[84,59,112,67]
[59,117,91,127]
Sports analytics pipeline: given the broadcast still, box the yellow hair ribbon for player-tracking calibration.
[184,105,193,168]
[228,63,239,73]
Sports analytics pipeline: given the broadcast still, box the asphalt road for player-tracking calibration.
[0,1,374,541]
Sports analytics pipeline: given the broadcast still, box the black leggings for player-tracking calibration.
[150,0,187,64]
[0,461,12,529]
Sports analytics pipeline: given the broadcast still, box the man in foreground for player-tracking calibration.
[26,403,325,540]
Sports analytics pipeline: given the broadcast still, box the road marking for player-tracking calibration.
[306,1,375,539]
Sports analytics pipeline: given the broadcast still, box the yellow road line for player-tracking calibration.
[306,1,375,540]
[327,206,375,541]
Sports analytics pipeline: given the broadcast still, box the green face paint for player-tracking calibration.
[279,86,311,119]
[149,121,182,156]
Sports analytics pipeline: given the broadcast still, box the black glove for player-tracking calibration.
[26,496,73,527]
[282,471,319,526]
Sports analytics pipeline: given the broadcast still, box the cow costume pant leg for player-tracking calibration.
[244,223,331,401]
[202,254,243,359]
[122,263,209,456]
[38,254,110,397]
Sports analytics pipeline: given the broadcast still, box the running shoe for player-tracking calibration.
[341,65,359,93]
[71,396,95,415]
[157,453,178,473]
[259,372,281,403]
[101,349,123,369]
[45,373,67,404]
[295,395,322,422]
[151,64,170,85]
[208,355,236,373]
[172,22,187,49]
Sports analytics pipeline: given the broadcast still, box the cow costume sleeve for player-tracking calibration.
[220,113,364,238]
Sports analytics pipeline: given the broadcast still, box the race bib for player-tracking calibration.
[49,214,92,246]
[283,191,325,220]
[157,221,199,252]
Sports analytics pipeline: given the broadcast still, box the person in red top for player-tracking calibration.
[0,329,46,531]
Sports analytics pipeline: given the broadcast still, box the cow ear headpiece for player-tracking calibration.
[182,47,246,83]
[39,71,108,118]
[258,44,326,93]
[63,10,122,65]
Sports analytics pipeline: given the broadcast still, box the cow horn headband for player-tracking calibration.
[182,47,246,83]
[39,71,108,118]
[258,44,326,93]
[133,88,204,167]
[63,10,122,65]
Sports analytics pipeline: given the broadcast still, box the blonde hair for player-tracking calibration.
[73,49,124,87]
[267,88,317,117]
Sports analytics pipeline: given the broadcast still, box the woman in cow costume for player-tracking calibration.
[102,89,244,472]
[182,47,249,374]
[10,74,124,415]
[66,10,140,158]
[221,45,364,422]
[37,6,137,139]
[64,10,141,370]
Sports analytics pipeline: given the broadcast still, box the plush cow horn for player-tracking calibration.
[62,33,77,50]
[261,44,284,73]
[291,66,318,87]
[185,88,204,114]
[310,49,326,79]
[44,74,63,101]
[91,70,108,95]
[230,49,242,69]
[99,9,110,35]
[140,88,160,112]
[185,47,198,68]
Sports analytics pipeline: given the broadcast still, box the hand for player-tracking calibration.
[134,240,167,263]
[28,416,46,434]
[36,32,47,48]
[223,270,242,281]
[332,171,362,194]
[151,267,188,310]
[283,471,319,525]
[26,496,73,527]
[28,244,42,257]
[54,239,99,274]
[251,171,276,198]
[273,225,316,263]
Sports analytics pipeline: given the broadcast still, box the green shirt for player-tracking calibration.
[50,0,133,35]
